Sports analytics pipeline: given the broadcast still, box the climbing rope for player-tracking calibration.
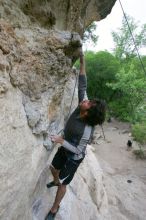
[60,1,146,141]
[101,125,106,140]
[57,70,78,135]
[65,71,79,123]
[119,0,146,77]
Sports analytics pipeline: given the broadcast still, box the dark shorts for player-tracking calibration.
[51,147,83,185]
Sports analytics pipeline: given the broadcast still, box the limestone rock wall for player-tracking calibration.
[13,0,116,34]
[0,0,116,219]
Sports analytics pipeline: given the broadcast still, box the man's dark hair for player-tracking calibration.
[85,99,106,126]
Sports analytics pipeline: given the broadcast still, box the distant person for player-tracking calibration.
[127,140,132,150]
[45,50,106,220]
[107,117,111,123]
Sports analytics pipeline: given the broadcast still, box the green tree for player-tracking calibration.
[107,63,146,121]
[85,51,120,101]
[112,15,146,61]
[110,15,146,122]
[83,22,98,46]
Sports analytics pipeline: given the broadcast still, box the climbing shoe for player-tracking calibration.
[45,207,60,220]
[46,181,60,189]
[45,210,56,220]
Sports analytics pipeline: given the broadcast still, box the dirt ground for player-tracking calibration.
[94,119,146,220]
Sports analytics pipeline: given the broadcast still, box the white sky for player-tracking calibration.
[84,0,146,54]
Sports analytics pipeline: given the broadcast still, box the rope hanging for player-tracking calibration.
[118,0,146,78]
[57,71,78,135]
[66,72,78,122]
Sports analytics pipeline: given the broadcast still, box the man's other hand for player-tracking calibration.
[50,135,64,145]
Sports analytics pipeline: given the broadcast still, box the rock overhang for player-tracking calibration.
[17,0,117,34]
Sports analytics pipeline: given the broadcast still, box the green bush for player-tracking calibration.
[132,123,146,144]
[133,148,145,159]
[134,104,146,123]
[109,102,132,122]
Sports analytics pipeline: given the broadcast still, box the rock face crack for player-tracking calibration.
[0,45,10,55]
[32,199,42,217]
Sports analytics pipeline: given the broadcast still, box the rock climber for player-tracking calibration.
[45,49,106,220]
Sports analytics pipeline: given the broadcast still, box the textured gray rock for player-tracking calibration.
[0,0,117,219]
[24,101,41,128]
[12,0,117,33]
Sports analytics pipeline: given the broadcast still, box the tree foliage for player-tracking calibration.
[112,15,146,61]
[107,63,146,121]
[84,51,120,101]
[83,22,98,45]
[77,14,146,126]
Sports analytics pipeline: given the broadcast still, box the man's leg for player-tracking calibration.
[48,147,67,185]
[50,158,82,213]
[50,165,60,185]
[50,184,66,213]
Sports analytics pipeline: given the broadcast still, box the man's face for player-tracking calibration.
[79,100,93,112]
